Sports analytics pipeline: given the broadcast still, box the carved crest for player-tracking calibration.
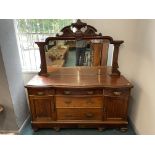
[56,19,102,38]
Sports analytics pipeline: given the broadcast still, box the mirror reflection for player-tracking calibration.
[45,39,114,70]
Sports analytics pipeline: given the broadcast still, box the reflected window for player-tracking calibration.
[45,39,114,71]
[15,19,73,71]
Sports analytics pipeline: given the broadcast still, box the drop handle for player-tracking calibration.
[37,92,44,96]
[113,91,122,96]
[64,91,71,95]
[85,112,94,118]
[87,91,94,95]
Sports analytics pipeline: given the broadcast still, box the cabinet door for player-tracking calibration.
[29,95,54,122]
[104,96,129,121]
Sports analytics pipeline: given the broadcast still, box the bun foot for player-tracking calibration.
[53,127,60,132]
[98,127,105,132]
[120,127,128,132]
[32,127,39,132]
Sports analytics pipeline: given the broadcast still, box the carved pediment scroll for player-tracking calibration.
[56,19,102,38]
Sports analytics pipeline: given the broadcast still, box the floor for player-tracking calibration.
[20,121,136,135]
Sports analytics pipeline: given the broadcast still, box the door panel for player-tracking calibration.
[104,96,128,121]
[29,96,54,122]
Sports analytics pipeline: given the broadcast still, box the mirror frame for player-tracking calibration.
[35,19,124,76]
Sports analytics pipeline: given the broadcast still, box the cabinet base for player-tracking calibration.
[31,121,128,132]
[53,127,60,132]
[32,127,39,132]
[120,127,128,132]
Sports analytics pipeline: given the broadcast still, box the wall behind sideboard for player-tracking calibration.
[0,19,29,133]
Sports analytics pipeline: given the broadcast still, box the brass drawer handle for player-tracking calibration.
[113,91,122,96]
[64,91,71,95]
[85,112,94,118]
[87,91,94,95]
[37,92,45,96]
[64,100,72,104]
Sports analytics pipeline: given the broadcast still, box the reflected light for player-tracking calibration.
[77,70,80,83]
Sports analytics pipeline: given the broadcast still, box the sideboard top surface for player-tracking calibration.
[25,67,133,88]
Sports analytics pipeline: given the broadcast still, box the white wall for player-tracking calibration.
[0,48,18,131]
[0,19,29,132]
[23,72,37,85]
[126,20,155,134]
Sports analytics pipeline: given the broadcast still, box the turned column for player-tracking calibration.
[111,40,124,76]
[35,42,47,76]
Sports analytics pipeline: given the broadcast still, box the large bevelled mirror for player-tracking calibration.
[45,39,114,72]
[36,19,123,76]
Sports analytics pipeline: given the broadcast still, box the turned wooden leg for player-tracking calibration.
[32,127,39,132]
[53,127,60,132]
[120,127,128,132]
[98,127,105,132]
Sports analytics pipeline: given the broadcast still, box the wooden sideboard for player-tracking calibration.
[25,67,133,132]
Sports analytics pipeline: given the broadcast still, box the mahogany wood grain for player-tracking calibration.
[26,62,133,131]
[56,88,103,95]
[25,67,133,89]
[57,108,103,120]
[104,88,130,97]
[56,96,103,108]
[29,95,55,121]
[91,43,102,66]
[104,96,129,121]
[28,88,55,95]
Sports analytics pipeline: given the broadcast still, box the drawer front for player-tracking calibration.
[28,88,55,96]
[57,108,102,120]
[104,88,130,97]
[56,96,103,108]
[56,88,103,95]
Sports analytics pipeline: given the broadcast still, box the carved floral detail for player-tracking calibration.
[56,19,102,38]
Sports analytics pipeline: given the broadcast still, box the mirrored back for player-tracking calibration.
[35,19,123,76]
[45,39,114,72]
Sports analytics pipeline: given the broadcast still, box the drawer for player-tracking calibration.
[56,88,103,95]
[56,96,103,108]
[28,88,55,96]
[104,88,130,97]
[57,108,102,120]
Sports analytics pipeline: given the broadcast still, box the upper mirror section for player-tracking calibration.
[36,19,124,76]
[45,39,114,71]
